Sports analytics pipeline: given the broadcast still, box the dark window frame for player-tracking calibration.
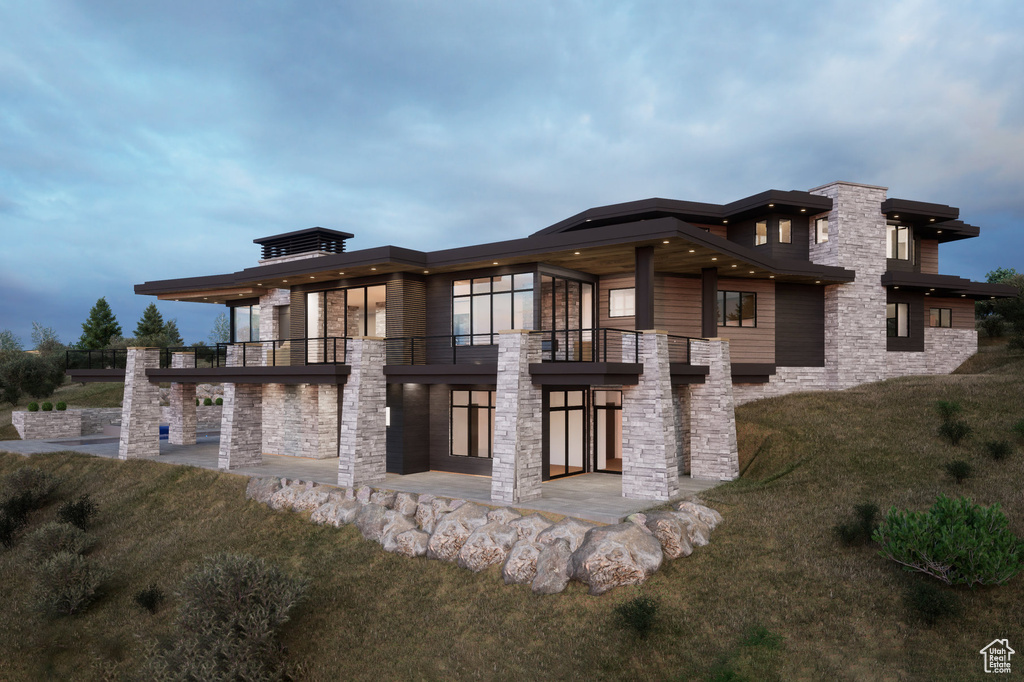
[453,273,534,346]
[887,302,910,337]
[887,224,913,261]
[450,389,495,458]
[755,220,768,246]
[229,304,261,342]
[929,307,952,328]
[815,217,829,244]
[717,290,757,327]
[779,218,792,244]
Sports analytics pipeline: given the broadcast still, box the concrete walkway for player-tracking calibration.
[0,435,719,524]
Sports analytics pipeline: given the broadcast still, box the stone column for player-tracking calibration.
[118,347,161,460]
[621,331,680,500]
[687,338,739,480]
[338,337,386,487]
[316,384,339,459]
[491,330,543,504]
[218,383,263,470]
[169,352,197,446]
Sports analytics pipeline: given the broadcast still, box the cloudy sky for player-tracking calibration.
[2,0,1023,346]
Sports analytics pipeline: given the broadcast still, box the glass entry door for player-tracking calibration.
[545,389,587,479]
[593,390,622,473]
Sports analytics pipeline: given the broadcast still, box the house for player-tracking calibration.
[69,181,1015,504]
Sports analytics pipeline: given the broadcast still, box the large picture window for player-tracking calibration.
[930,308,952,328]
[887,224,911,260]
[451,390,494,458]
[718,291,756,327]
[887,303,909,337]
[608,288,635,318]
[231,305,260,342]
[453,273,533,345]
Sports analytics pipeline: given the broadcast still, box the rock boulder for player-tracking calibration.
[355,503,389,543]
[310,499,362,527]
[510,514,552,543]
[457,522,519,572]
[644,511,694,559]
[569,523,664,595]
[502,540,543,585]
[426,503,489,562]
[537,517,597,553]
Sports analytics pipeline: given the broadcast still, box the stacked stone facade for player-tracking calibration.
[12,410,82,440]
[169,352,197,446]
[491,331,544,503]
[338,337,387,487]
[218,383,263,469]
[118,347,161,460]
[687,339,740,480]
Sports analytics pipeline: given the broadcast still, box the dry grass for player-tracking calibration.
[0,351,1022,680]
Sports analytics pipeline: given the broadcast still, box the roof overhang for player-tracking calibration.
[882,272,1018,300]
[881,198,977,243]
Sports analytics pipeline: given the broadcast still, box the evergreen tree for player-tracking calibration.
[163,319,184,346]
[78,297,122,349]
[135,303,166,338]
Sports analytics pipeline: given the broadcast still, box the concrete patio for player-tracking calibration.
[0,434,719,524]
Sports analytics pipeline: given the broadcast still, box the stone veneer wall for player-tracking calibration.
[218,383,263,469]
[886,328,978,377]
[621,332,681,499]
[169,352,197,446]
[263,384,338,459]
[12,411,82,440]
[491,330,543,504]
[81,408,123,435]
[687,339,739,481]
[338,338,386,487]
[118,347,161,460]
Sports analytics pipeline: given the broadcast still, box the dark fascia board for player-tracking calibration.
[919,220,980,243]
[383,363,497,384]
[881,272,1018,299]
[528,362,643,386]
[669,363,710,386]
[66,369,126,383]
[881,198,959,222]
[253,226,355,245]
[146,365,351,385]
[531,191,833,237]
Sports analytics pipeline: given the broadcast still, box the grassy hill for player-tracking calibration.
[0,345,1022,680]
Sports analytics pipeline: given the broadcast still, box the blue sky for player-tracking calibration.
[2,0,1022,346]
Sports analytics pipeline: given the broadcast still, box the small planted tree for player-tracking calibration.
[944,460,972,484]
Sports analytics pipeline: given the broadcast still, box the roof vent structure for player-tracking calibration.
[254,227,355,262]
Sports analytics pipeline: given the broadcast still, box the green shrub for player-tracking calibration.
[0,510,28,548]
[834,502,880,546]
[944,460,973,484]
[874,495,1024,586]
[739,625,784,650]
[934,400,963,421]
[195,398,200,406]
[34,551,107,616]
[0,353,65,404]
[27,402,38,412]
[905,581,960,626]
[1,467,59,510]
[203,397,213,406]
[139,554,307,681]
[938,420,971,445]
[980,317,1005,338]
[24,522,94,561]
[41,402,52,411]
[57,494,98,531]
[55,401,66,411]
[1013,418,1024,442]
[984,440,1013,461]
[134,584,165,614]
[614,595,659,638]
[215,397,223,406]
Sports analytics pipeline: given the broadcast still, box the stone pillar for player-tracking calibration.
[169,352,197,446]
[621,331,680,500]
[316,384,339,459]
[491,330,543,504]
[338,337,386,487]
[687,338,739,481]
[218,383,263,470]
[118,347,161,460]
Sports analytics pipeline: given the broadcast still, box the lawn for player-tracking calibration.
[0,347,1022,680]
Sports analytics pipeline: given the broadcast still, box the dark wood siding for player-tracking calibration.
[887,289,925,352]
[775,283,825,367]
[919,239,939,275]
[427,384,494,475]
[386,383,430,474]
[289,290,306,365]
[599,274,636,331]
[716,278,775,364]
[929,297,975,330]
[654,275,701,337]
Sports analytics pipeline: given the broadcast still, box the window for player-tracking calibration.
[930,308,952,328]
[608,288,635,318]
[717,290,756,327]
[451,390,494,458]
[453,273,533,345]
[755,220,767,246]
[887,303,909,337]
[231,305,260,342]
[779,218,792,244]
[305,285,387,339]
[815,217,829,243]
[887,224,911,260]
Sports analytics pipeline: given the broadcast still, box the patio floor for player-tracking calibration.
[0,434,720,524]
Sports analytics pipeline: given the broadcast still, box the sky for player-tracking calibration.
[1,0,1023,347]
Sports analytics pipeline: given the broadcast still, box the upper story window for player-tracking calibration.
[609,288,635,317]
[815,217,829,243]
[887,224,911,260]
[231,305,260,342]
[755,221,767,246]
[453,273,533,345]
[718,290,757,327]
[930,308,952,328]
[779,218,792,244]
[887,302,909,337]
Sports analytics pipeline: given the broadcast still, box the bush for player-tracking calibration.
[55,401,66,411]
[215,397,223,406]
[134,584,166,614]
[979,316,1005,338]
[984,440,1013,461]
[34,551,106,616]
[139,554,307,680]
[1013,418,1024,442]
[0,353,65,405]
[834,502,880,546]
[944,460,973,484]
[203,397,213,406]
[934,400,963,422]
[905,581,960,626]
[1,467,59,510]
[195,398,200,406]
[938,420,972,445]
[41,402,52,411]
[57,495,98,531]
[0,510,28,548]
[24,522,94,561]
[27,402,38,412]
[874,495,1024,586]
[614,595,659,638]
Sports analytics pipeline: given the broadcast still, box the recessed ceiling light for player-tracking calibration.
[688,249,695,253]
[238,294,243,297]
[929,288,935,291]
[769,275,775,279]
[925,292,930,296]
[283,279,288,283]
[371,267,377,271]
[310,276,315,279]
[894,286,899,290]
[493,261,499,265]
[574,251,580,255]
[937,230,943,234]
[423,270,429,274]
[711,257,718,261]
[662,240,670,244]
[961,294,966,297]
[339,272,345,275]
[929,218,936,222]
[893,214,899,219]
[722,220,728,224]
[768,203,774,208]
[203,297,208,300]
[749,270,755,274]
[815,280,821,284]
[731,264,737,268]
[800,208,806,213]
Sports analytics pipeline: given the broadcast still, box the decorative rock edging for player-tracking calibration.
[245,477,722,595]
